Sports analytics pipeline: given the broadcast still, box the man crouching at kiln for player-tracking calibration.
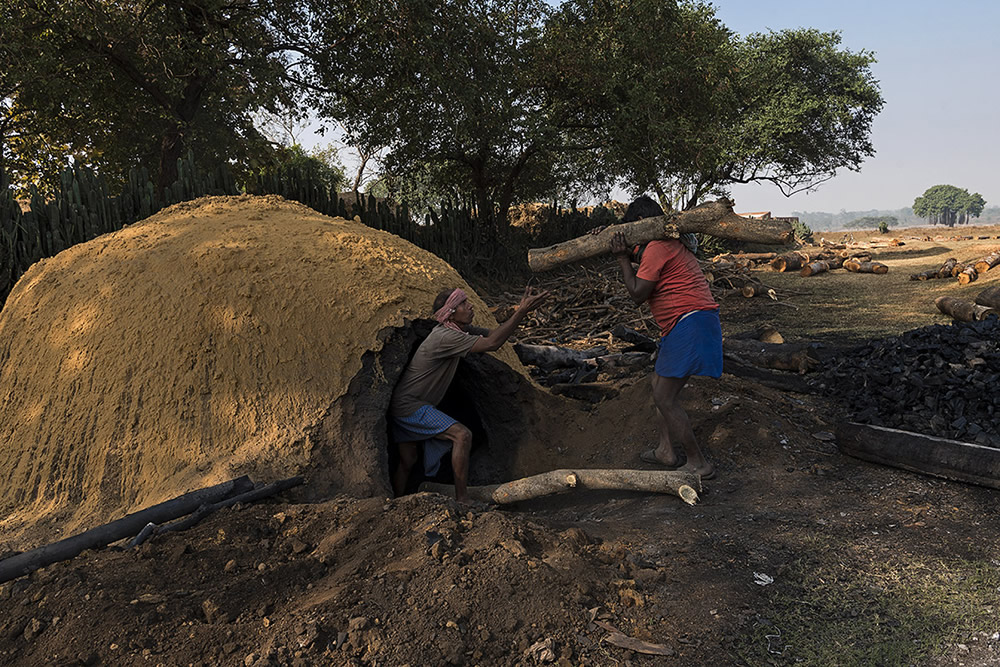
[389,286,548,503]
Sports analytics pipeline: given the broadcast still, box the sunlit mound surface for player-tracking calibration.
[0,195,522,542]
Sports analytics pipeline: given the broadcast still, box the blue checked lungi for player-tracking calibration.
[391,405,456,477]
[654,309,723,379]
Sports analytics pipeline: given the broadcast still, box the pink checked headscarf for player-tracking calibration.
[434,288,468,332]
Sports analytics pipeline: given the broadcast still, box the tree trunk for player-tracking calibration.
[974,251,1000,274]
[513,343,604,370]
[844,260,888,274]
[0,477,254,584]
[800,260,830,277]
[956,265,978,285]
[935,296,996,322]
[527,199,793,271]
[770,252,808,272]
[836,422,1000,490]
[975,284,1000,310]
[937,258,959,278]
[722,339,820,374]
[420,468,701,505]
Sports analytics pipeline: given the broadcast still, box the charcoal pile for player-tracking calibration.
[814,319,1000,447]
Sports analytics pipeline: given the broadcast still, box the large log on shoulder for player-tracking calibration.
[935,296,997,322]
[526,199,793,272]
[836,422,1000,490]
[975,284,1000,310]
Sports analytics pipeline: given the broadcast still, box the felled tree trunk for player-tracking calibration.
[935,296,997,322]
[910,268,940,281]
[513,343,604,370]
[526,199,793,271]
[957,265,979,285]
[770,252,808,272]
[836,422,1000,490]
[420,468,701,505]
[0,477,254,584]
[974,251,1000,274]
[800,260,830,277]
[937,258,959,278]
[975,284,1000,310]
[844,260,888,274]
[741,283,774,298]
[722,339,820,374]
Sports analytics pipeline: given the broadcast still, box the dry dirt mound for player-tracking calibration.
[0,195,525,546]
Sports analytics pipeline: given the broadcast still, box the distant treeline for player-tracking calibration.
[794,207,1000,232]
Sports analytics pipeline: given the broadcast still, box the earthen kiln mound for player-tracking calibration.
[0,195,565,547]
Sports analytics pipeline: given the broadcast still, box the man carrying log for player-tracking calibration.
[609,196,720,479]
[389,286,549,503]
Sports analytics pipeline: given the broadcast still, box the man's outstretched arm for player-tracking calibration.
[470,288,548,353]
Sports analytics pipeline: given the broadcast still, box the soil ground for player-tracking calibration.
[2,224,1000,666]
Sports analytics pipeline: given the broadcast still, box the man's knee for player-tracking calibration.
[447,423,472,449]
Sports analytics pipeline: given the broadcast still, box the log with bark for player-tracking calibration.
[935,296,997,322]
[722,358,815,393]
[513,343,605,370]
[611,324,657,352]
[937,257,959,278]
[974,250,1000,274]
[770,252,808,273]
[836,422,1000,490]
[910,268,940,281]
[0,477,254,584]
[420,468,701,505]
[843,260,888,274]
[956,265,978,285]
[975,284,1000,310]
[129,476,305,547]
[723,338,820,374]
[800,260,830,277]
[526,199,793,272]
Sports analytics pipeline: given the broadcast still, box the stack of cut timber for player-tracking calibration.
[813,318,1000,447]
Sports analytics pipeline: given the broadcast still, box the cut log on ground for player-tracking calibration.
[974,251,1000,274]
[740,283,777,299]
[0,476,254,584]
[836,422,1000,490]
[843,260,888,274]
[723,338,820,374]
[937,258,959,278]
[420,468,701,505]
[513,343,604,370]
[611,324,657,352]
[935,296,997,322]
[722,358,815,393]
[975,284,1000,310]
[770,252,808,272]
[130,476,306,547]
[909,268,939,281]
[527,199,793,271]
[957,265,978,284]
[800,260,830,277]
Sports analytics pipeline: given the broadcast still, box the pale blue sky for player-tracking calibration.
[712,0,1000,214]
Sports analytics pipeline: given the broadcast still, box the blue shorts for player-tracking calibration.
[391,405,456,477]
[654,310,722,379]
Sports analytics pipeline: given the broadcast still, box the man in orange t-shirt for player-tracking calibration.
[610,196,721,480]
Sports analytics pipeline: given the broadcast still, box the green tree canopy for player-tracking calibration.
[912,185,985,226]
[544,0,884,209]
[0,0,321,194]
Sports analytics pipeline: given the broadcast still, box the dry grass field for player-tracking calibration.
[721,224,1000,345]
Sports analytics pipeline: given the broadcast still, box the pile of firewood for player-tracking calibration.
[814,319,1000,447]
